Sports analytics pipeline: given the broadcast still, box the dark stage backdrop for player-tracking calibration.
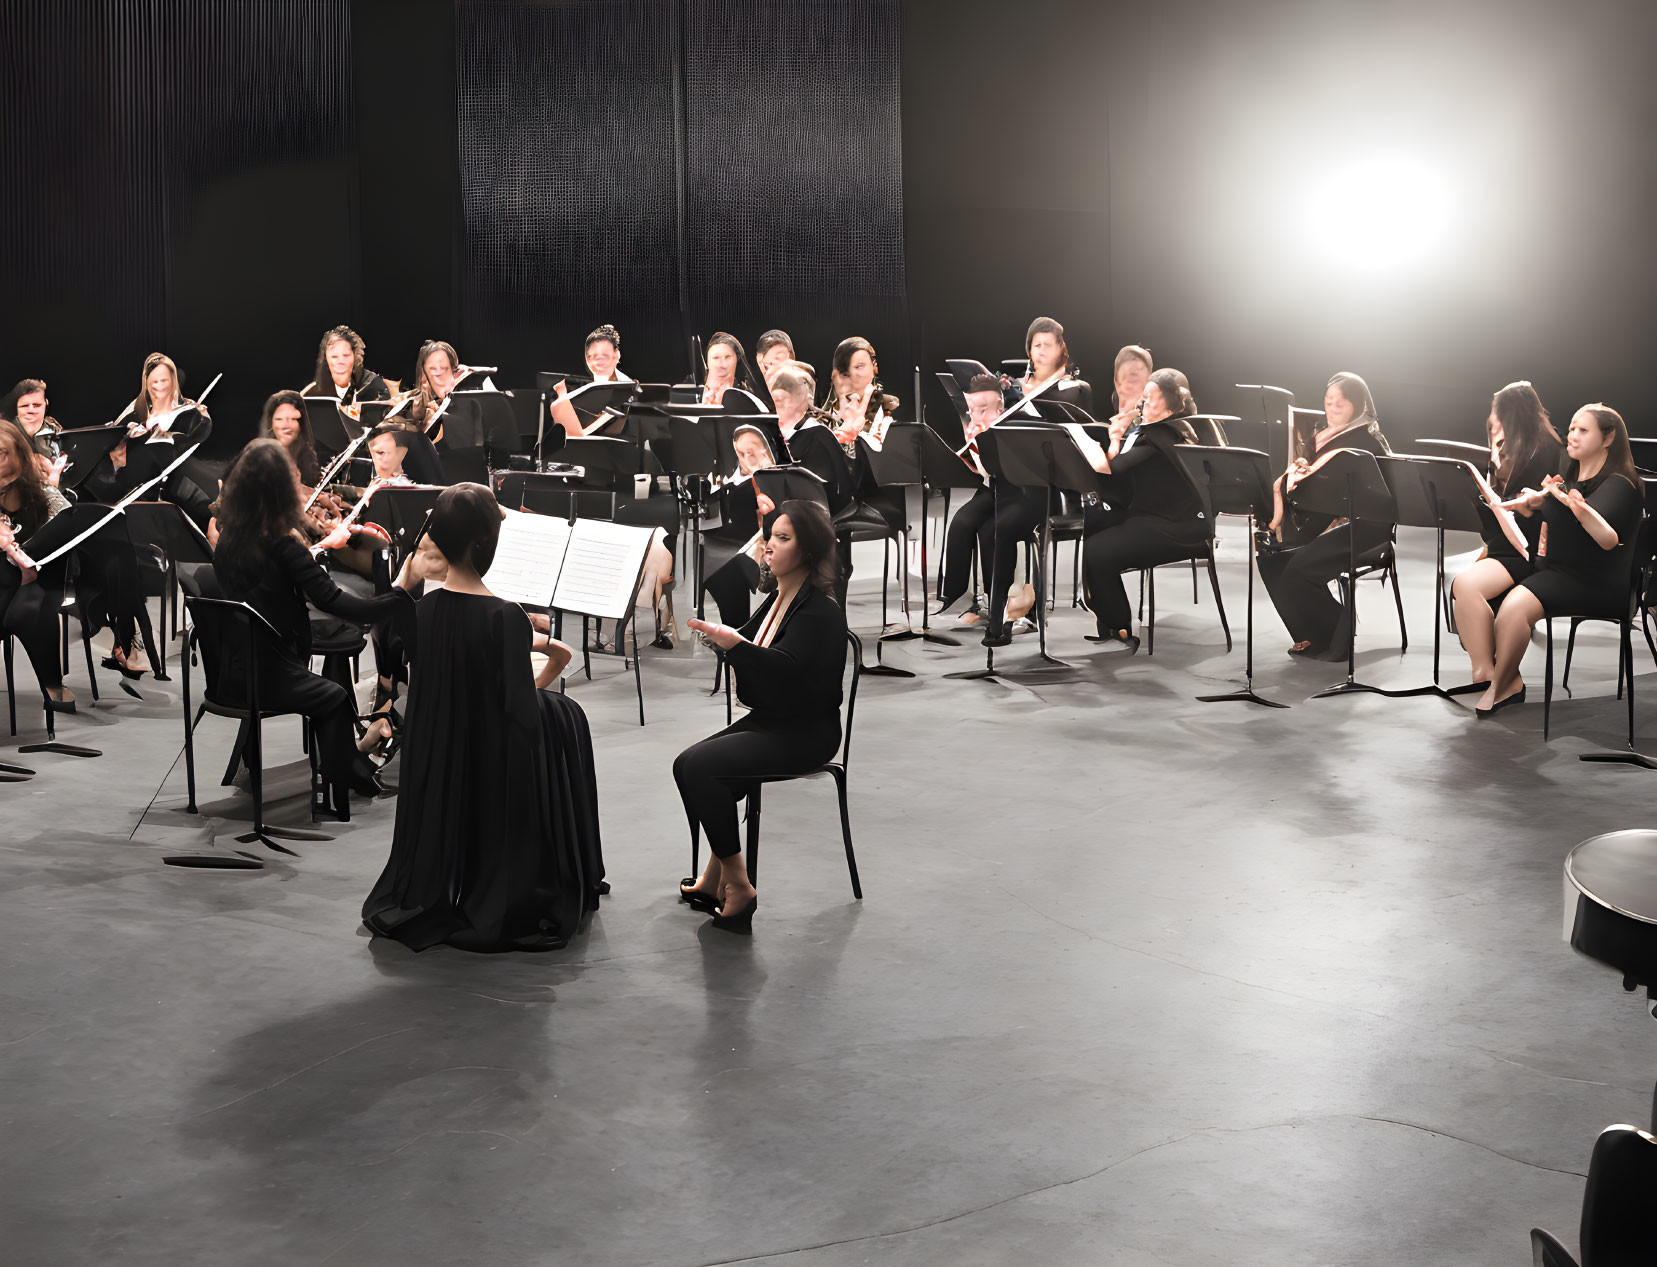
[455,0,908,396]
[0,0,357,443]
[3,1,1655,454]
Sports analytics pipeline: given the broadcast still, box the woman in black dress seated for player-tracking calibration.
[212,439,415,815]
[0,419,75,711]
[363,483,606,953]
[303,324,390,409]
[1077,367,1206,652]
[1450,381,1563,686]
[260,390,324,490]
[676,500,848,934]
[1259,372,1393,661]
[1476,404,1643,717]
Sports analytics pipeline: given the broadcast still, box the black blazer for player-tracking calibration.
[1093,417,1205,532]
[214,533,410,663]
[726,583,847,719]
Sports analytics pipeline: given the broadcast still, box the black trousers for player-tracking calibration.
[0,570,64,691]
[941,484,995,605]
[704,552,760,626]
[986,482,1044,632]
[1081,510,1208,635]
[256,658,357,787]
[1257,523,1392,651]
[673,712,842,860]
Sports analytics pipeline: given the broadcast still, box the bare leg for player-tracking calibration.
[1479,583,1542,710]
[715,851,757,915]
[1006,582,1036,622]
[1452,558,1518,683]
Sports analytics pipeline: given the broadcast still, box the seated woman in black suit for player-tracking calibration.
[1077,367,1206,652]
[0,419,74,711]
[1258,372,1393,661]
[212,439,417,816]
[1450,381,1563,686]
[981,316,1093,647]
[363,483,605,953]
[675,500,848,934]
[936,373,1004,625]
[1476,403,1643,717]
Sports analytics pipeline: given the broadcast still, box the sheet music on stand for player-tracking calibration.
[481,510,654,622]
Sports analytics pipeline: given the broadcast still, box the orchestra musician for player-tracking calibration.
[361,483,605,953]
[211,439,418,816]
[828,336,899,453]
[548,323,634,437]
[755,329,796,387]
[302,325,389,408]
[1449,381,1563,686]
[1110,345,1153,424]
[700,332,748,405]
[1075,368,1206,652]
[701,424,776,625]
[1258,372,1393,661]
[395,339,493,437]
[769,363,858,601]
[676,499,847,935]
[1473,403,1642,717]
[980,317,1093,648]
[259,389,323,489]
[0,419,75,712]
[935,374,1007,627]
[5,379,66,485]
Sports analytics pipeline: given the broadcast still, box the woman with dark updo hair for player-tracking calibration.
[362,483,605,953]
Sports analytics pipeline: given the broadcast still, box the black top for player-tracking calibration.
[1482,440,1561,561]
[727,583,847,719]
[1008,375,1094,417]
[362,589,597,953]
[1533,470,1642,593]
[711,476,761,543]
[782,421,855,514]
[1283,423,1392,541]
[304,371,390,408]
[114,401,214,449]
[213,532,408,660]
[1093,419,1204,533]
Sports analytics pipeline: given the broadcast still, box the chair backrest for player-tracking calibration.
[1182,414,1235,447]
[177,561,219,600]
[1580,1123,1657,1264]
[838,629,863,768]
[183,596,290,712]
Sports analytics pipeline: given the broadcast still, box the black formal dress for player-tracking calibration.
[1258,423,1393,655]
[1,485,71,692]
[362,590,604,953]
[1521,471,1643,616]
[673,584,846,860]
[1080,418,1207,635]
[984,377,1095,635]
[213,534,412,789]
[1479,441,1562,583]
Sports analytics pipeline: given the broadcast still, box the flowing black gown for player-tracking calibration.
[362,589,605,953]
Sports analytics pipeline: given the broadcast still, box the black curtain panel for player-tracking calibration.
[0,1,356,442]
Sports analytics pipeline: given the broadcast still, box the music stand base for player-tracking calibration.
[0,761,35,776]
[1442,681,1485,696]
[1196,686,1290,709]
[1311,681,1387,700]
[914,631,961,647]
[236,831,302,856]
[1368,684,1449,699]
[862,664,916,679]
[942,668,999,681]
[1580,750,1657,770]
[19,742,101,758]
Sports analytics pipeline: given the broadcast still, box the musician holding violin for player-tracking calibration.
[6,379,66,486]
[303,325,389,408]
[395,339,493,437]
[261,389,324,489]
[0,418,75,713]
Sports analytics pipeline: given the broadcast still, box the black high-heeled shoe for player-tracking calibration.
[1084,629,1140,654]
[710,892,758,935]
[349,752,385,799]
[101,655,146,681]
[677,878,719,913]
[43,692,77,716]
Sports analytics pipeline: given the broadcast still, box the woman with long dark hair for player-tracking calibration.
[0,419,74,711]
[675,499,848,934]
[212,439,416,815]
[1475,404,1643,717]
[259,390,322,488]
[303,325,389,408]
[362,483,605,953]
[1450,381,1564,684]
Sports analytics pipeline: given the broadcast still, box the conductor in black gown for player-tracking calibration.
[362,483,606,953]
[676,500,848,934]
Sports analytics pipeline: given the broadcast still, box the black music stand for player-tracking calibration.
[364,487,443,569]
[969,425,1096,675]
[124,500,213,680]
[1372,456,1491,699]
[54,425,127,493]
[1171,445,1289,709]
[873,423,983,648]
[443,389,524,466]
[1234,384,1294,473]
[944,359,994,392]
[1288,450,1398,700]
[857,428,925,647]
[301,396,355,456]
[1414,439,1489,465]
[358,400,395,429]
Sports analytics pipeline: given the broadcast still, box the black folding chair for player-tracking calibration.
[693,630,864,900]
[1530,1123,1657,1266]
[181,596,335,853]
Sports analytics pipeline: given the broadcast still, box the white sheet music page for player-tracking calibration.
[1467,462,1530,559]
[552,519,655,620]
[483,507,571,606]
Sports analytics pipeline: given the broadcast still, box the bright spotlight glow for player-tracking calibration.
[1304,154,1454,271]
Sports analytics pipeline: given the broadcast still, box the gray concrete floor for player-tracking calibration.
[3,524,1654,1266]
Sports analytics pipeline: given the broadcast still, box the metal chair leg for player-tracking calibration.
[744,785,762,886]
[1206,551,1232,653]
[833,767,862,899]
[1389,561,1408,652]
[1544,618,1554,741]
[1146,566,1156,655]
[1563,619,1580,696]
